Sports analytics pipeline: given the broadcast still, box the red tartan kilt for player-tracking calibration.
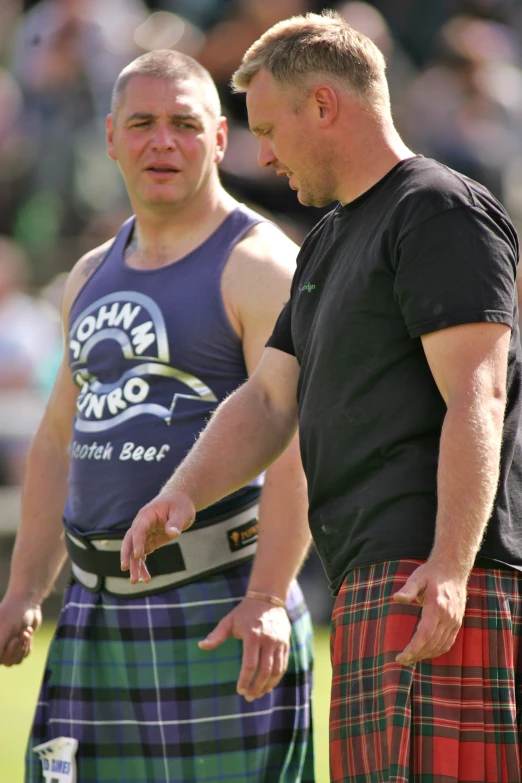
[330,559,522,783]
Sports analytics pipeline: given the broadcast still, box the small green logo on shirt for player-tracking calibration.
[300,282,316,293]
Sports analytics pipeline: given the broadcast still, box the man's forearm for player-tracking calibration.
[162,378,298,511]
[7,433,69,604]
[430,393,505,578]
[247,437,311,601]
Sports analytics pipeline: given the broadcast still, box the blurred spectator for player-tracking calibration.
[368,0,464,67]
[132,10,205,57]
[0,67,28,237]
[0,237,61,483]
[199,0,331,233]
[0,237,60,391]
[146,0,229,32]
[337,2,417,105]
[396,14,522,203]
[13,0,147,112]
[198,0,311,119]
[10,0,147,267]
[0,1,23,64]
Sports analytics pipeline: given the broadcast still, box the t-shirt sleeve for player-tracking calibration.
[394,206,518,338]
[266,299,295,356]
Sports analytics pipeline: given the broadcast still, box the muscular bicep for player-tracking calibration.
[420,322,511,407]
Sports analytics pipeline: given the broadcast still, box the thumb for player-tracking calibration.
[165,512,185,538]
[28,607,42,632]
[166,509,194,538]
[393,573,426,604]
[198,615,233,650]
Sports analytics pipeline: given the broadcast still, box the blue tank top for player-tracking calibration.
[64,205,264,534]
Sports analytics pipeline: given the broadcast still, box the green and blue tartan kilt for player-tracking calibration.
[330,559,522,783]
[26,562,314,783]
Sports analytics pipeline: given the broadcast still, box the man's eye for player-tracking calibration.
[131,122,150,128]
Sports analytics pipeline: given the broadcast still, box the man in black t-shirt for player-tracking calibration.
[123,11,522,782]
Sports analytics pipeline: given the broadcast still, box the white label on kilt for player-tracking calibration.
[32,737,78,783]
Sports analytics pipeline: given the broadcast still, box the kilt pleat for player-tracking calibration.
[26,562,314,783]
[330,559,522,783]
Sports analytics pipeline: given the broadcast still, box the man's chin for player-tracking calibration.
[295,187,311,206]
[296,189,325,208]
[142,190,185,208]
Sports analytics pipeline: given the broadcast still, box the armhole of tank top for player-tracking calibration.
[67,220,134,316]
[218,217,269,344]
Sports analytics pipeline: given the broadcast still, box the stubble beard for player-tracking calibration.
[296,177,336,208]
[296,149,337,208]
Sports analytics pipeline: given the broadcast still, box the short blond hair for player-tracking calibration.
[232,10,389,110]
[112,50,221,118]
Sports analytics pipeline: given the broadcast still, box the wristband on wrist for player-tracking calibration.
[244,590,286,608]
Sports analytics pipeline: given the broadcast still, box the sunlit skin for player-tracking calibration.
[106,75,227,222]
[246,69,340,208]
[246,68,414,208]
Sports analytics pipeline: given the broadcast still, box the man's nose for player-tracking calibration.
[257,139,277,168]
[152,124,176,150]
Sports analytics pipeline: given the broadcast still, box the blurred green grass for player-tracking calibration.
[0,623,331,783]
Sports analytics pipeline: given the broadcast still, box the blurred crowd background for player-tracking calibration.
[0,0,521,621]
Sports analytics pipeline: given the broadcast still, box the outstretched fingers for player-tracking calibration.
[121,494,196,582]
[121,505,162,566]
[121,505,180,581]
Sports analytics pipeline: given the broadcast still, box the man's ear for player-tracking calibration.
[106,114,117,161]
[313,85,338,128]
[215,116,228,164]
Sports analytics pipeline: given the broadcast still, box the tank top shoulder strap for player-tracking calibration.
[80,216,135,290]
[207,204,268,273]
[103,216,135,266]
[103,206,263,275]
[69,217,136,321]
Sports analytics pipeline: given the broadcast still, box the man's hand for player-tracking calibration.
[120,490,196,583]
[0,595,42,666]
[393,561,467,665]
[199,597,291,701]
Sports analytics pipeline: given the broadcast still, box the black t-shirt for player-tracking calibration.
[267,156,522,594]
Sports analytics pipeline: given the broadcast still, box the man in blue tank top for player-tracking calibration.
[0,51,315,783]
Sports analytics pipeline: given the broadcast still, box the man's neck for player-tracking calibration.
[127,186,237,269]
[336,120,415,206]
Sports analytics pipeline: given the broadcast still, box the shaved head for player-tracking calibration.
[112,50,222,120]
